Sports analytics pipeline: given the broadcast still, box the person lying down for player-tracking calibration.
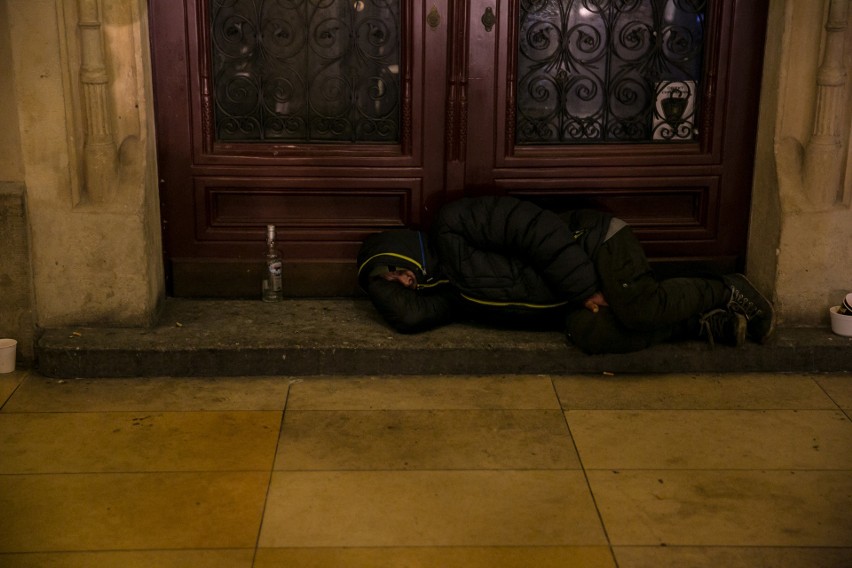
[357,196,774,354]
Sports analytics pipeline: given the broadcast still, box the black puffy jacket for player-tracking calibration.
[357,229,458,332]
[433,196,611,307]
[357,196,612,332]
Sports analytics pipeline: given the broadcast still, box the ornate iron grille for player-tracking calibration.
[210,0,401,143]
[517,0,706,144]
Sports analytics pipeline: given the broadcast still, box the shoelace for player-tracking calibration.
[728,287,763,320]
[697,308,729,348]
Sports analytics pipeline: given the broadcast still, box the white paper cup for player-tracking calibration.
[830,307,852,337]
[0,339,17,373]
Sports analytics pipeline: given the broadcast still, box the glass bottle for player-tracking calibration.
[262,224,283,302]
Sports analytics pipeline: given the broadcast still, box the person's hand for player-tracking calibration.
[583,291,608,313]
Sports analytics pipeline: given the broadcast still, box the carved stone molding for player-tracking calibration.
[61,0,146,208]
[803,0,850,207]
[776,0,851,212]
[76,0,118,205]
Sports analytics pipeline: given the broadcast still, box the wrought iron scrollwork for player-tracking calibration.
[517,0,706,144]
[210,0,401,143]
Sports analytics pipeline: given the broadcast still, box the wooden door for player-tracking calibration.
[151,0,450,296]
[460,0,769,273]
[151,0,768,297]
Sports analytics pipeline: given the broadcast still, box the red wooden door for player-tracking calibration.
[151,0,768,297]
[151,0,451,296]
[459,0,768,273]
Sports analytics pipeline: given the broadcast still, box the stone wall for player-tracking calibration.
[0,0,24,183]
[750,0,852,326]
[5,0,164,332]
[0,2,33,363]
[0,184,35,363]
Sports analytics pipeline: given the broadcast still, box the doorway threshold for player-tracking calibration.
[36,298,852,378]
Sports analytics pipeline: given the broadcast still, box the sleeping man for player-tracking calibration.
[357,196,774,354]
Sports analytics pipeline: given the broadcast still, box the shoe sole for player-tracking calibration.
[733,312,747,347]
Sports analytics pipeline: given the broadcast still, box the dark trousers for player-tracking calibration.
[565,227,728,354]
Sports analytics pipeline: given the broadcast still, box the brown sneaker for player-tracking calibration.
[723,273,776,343]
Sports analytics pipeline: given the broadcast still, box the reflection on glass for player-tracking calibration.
[210,0,401,143]
[517,0,706,144]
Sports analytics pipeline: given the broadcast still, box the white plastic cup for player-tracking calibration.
[0,339,16,373]
[830,307,852,337]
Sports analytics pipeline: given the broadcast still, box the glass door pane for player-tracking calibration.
[516,0,706,144]
[210,0,401,143]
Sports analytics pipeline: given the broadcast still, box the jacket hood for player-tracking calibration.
[356,229,440,291]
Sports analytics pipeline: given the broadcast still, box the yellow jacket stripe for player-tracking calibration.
[357,253,423,278]
[460,294,569,309]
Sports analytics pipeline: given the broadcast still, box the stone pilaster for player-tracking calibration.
[76,0,119,204]
[803,0,850,207]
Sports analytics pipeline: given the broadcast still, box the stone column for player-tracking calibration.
[77,0,118,204]
[803,0,850,207]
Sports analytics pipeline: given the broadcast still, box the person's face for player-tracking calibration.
[381,269,418,289]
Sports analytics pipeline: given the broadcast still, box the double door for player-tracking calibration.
[150,0,769,297]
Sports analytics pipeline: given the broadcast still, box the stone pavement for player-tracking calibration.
[36,298,852,378]
[3,370,851,566]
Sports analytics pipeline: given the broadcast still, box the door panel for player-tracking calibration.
[195,178,420,238]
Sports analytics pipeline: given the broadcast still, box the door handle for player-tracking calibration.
[481,6,496,32]
[427,6,441,29]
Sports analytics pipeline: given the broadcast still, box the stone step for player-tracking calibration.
[36,299,852,378]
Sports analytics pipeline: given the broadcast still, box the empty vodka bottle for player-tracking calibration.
[262,224,284,302]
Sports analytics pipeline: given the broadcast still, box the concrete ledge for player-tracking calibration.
[36,298,852,378]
